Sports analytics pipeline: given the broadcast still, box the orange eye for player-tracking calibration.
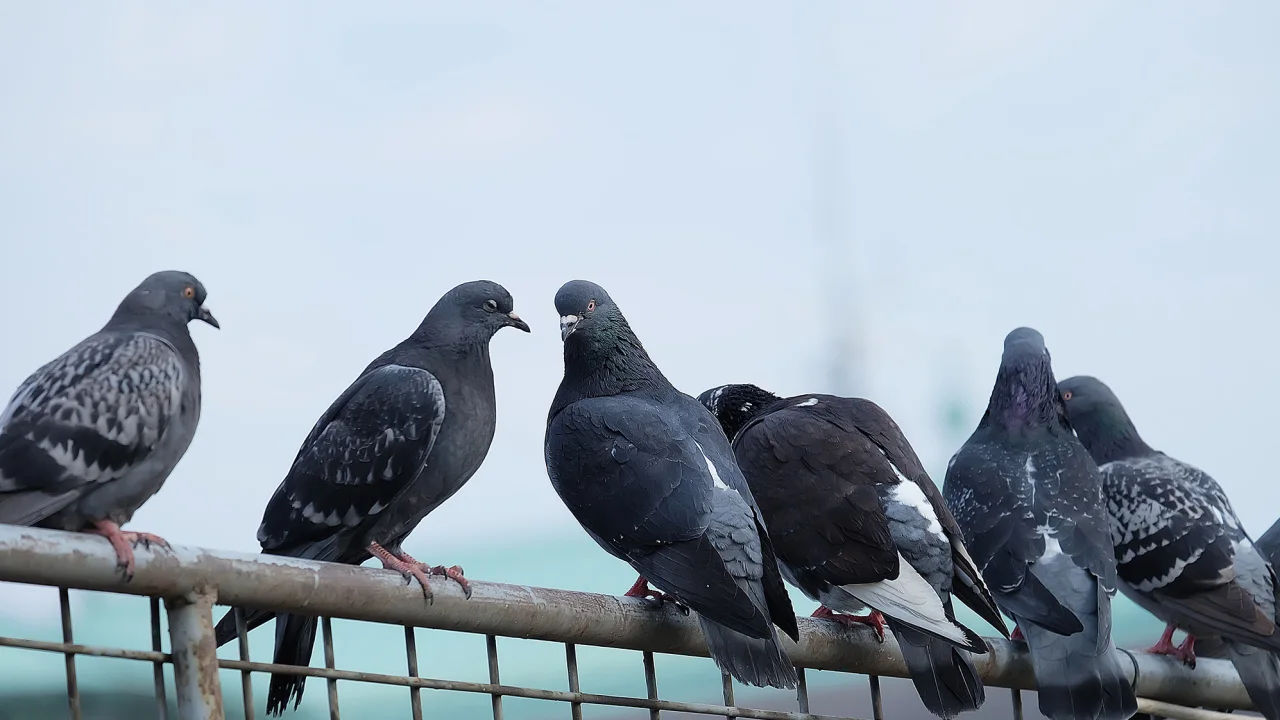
[1062,390,1073,401]
[182,287,195,299]
[586,300,596,312]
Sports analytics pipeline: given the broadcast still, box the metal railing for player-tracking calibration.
[0,525,1259,720]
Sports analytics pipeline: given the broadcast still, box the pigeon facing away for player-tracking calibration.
[1061,375,1280,719]
[0,271,217,578]
[545,281,800,689]
[942,328,1137,720]
[212,280,529,716]
[699,384,1006,718]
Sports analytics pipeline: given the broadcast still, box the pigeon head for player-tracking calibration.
[112,270,219,330]
[982,326,1069,432]
[1059,375,1150,464]
[415,280,530,344]
[698,384,781,441]
[554,280,618,342]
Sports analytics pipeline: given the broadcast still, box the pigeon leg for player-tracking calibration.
[623,576,689,614]
[87,520,168,580]
[1173,634,1197,668]
[391,548,473,600]
[1010,625,1024,642]
[811,606,887,643]
[368,542,435,603]
[1144,623,1179,657]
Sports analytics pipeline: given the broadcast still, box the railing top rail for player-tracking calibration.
[0,524,1255,714]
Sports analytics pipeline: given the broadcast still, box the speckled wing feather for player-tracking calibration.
[255,363,445,558]
[0,332,187,524]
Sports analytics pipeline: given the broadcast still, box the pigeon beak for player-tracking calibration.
[559,314,579,342]
[197,306,220,329]
[506,311,530,333]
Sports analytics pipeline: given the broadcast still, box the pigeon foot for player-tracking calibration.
[1145,624,1197,668]
[624,576,689,614]
[812,606,886,643]
[1010,625,1024,642]
[368,542,435,603]
[87,520,168,581]
[393,548,473,599]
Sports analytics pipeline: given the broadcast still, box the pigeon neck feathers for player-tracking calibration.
[1059,379,1154,465]
[698,384,783,442]
[552,308,670,412]
[979,342,1070,436]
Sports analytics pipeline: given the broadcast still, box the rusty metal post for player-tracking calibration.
[166,588,225,720]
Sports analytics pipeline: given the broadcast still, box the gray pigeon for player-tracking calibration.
[699,383,1005,719]
[942,328,1137,720]
[212,280,529,716]
[0,270,216,578]
[1061,375,1280,719]
[545,280,800,689]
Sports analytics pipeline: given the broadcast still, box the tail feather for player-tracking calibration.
[213,606,275,648]
[890,620,985,719]
[1227,642,1280,720]
[698,616,797,689]
[1021,623,1136,720]
[265,613,319,717]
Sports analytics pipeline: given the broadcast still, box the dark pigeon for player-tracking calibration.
[942,328,1137,720]
[699,383,1007,718]
[545,280,799,689]
[212,280,529,716]
[1061,375,1280,719]
[0,270,217,578]
[1260,519,1280,571]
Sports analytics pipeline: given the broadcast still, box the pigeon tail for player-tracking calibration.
[891,621,986,719]
[265,613,319,717]
[1021,622,1137,720]
[1228,642,1280,720]
[698,616,797,690]
[213,606,275,648]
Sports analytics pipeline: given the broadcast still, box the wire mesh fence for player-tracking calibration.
[0,525,1259,720]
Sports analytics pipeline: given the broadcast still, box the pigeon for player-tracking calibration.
[699,383,1007,718]
[1060,375,1280,719]
[942,328,1137,720]
[545,280,800,689]
[212,280,529,716]
[0,270,217,578]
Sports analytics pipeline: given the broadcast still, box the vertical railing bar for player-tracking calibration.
[150,597,169,720]
[721,671,736,718]
[868,675,884,720]
[486,634,504,720]
[796,667,809,714]
[235,608,254,720]
[405,626,424,720]
[642,651,659,720]
[1010,688,1024,720]
[321,616,340,720]
[59,588,83,720]
[564,643,583,720]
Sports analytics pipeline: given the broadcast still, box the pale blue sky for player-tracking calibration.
[1,3,1278,612]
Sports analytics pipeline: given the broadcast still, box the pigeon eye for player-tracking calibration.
[483,299,498,312]
[1062,390,1073,401]
[586,300,596,313]
[182,287,195,299]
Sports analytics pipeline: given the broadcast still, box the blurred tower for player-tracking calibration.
[810,1,865,397]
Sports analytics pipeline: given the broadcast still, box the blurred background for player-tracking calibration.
[1,2,1277,718]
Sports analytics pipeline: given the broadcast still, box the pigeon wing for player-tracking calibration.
[256,364,445,557]
[0,332,187,525]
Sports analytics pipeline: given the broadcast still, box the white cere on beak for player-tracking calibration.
[559,314,580,341]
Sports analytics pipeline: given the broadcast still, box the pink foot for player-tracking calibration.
[88,520,170,580]
[623,576,688,614]
[812,606,887,643]
[369,542,436,602]
[1010,625,1024,642]
[1145,624,1196,668]
[396,548,472,599]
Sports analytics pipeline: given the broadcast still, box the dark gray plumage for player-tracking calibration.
[545,281,799,689]
[212,280,528,716]
[699,383,1005,718]
[1260,519,1280,571]
[1061,375,1280,719]
[0,270,217,578]
[942,328,1137,720]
